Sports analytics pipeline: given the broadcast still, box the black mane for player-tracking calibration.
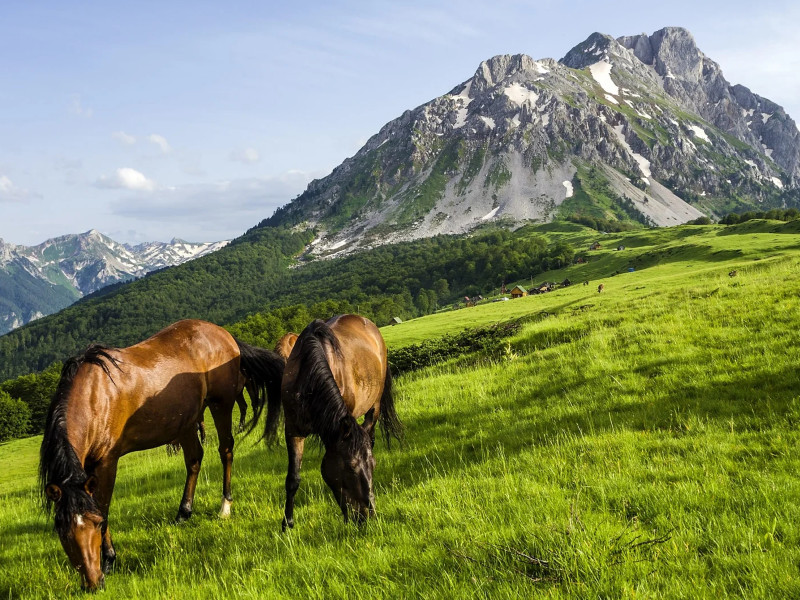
[39,345,120,532]
[291,320,367,452]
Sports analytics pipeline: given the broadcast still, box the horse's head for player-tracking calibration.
[321,419,375,524]
[45,476,106,591]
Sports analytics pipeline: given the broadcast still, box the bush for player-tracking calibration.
[0,391,31,442]
[388,320,523,374]
[0,361,61,434]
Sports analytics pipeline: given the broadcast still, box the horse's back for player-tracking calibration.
[102,320,242,452]
[326,315,387,417]
[124,320,240,381]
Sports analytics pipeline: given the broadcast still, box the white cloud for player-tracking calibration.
[0,175,39,202]
[230,147,261,164]
[69,94,93,118]
[112,131,137,145]
[147,134,171,153]
[109,170,317,240]
[95,167,156,192]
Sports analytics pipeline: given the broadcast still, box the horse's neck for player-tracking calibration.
[63,394,99,468]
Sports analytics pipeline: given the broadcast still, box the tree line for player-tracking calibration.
[0,227,577,440]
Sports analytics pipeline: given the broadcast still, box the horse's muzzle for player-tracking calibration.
[81,574,105,593]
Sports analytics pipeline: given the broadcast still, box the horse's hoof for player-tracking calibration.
[219,498,233,519]
[281,518,293,532]
[175,509,192,524]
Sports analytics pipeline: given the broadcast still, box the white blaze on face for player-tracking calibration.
[74,514,85,526]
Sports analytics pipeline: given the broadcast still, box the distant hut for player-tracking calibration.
[390,317,403,325]
[532,282,555,294]
[510,285,528,299]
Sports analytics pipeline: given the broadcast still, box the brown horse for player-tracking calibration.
[39,319,284,591]
[275,332,298,360]
[268,315,402,530]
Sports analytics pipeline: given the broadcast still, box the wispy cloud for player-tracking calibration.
[69,94,93,118]
[230,147,260,164]
[95,167,156,192]
[0,175,39,202]
[112,131,137,145]
[343,5,480,46]
[109,170,316,239]
[147,134,171,153]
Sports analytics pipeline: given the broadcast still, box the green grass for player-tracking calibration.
[3,222,800,597]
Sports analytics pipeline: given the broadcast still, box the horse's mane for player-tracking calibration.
[291,320,366,452]
[39,345,121,531]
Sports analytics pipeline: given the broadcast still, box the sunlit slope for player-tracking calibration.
[2,220,800,598]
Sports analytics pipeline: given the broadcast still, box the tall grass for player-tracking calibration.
[2,222,800,598]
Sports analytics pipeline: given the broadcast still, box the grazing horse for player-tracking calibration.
[270,315,402,530]
[39,320,284,591]
[598,283,605,293]
[275,332,298,360]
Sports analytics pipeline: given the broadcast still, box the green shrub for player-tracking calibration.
[388,320,523,373]
[0,391,31,442]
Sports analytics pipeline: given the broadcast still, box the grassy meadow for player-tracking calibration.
[2,221,800,598]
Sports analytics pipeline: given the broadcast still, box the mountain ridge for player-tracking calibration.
[258,26,798,257]
[0,230,228,333]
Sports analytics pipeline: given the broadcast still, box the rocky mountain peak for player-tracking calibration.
[260,26,799,258]
[0,232,229,334]
[471,54,551,92]
[559,32,619,69]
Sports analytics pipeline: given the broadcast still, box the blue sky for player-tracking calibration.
[1,0,798,245]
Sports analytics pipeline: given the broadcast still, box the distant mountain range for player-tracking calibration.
[259,27,799,257]
[0,230,228,333]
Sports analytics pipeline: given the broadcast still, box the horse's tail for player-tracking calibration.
[378,367,404,448]
[235,340,285,441]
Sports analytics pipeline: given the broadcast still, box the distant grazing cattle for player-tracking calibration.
[729,270,738,277]
[583,280,589,286]
[598,283,605,293]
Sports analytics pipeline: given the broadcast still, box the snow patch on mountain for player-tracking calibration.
[589,61,619,96]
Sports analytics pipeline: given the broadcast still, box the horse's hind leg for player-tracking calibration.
[208,400,235,518]
[282,435,305,531]
[176,429,204,522]
[236,390,248,433]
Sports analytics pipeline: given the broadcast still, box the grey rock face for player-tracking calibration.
[262,27,798,257]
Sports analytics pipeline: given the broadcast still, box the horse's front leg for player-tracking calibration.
[175,428,204,522]
[282,435,305,531]
[362,407,377,448]
[208,401,235,518]
[92,458,119,574]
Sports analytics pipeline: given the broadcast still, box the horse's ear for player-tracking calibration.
[46,484,62,503]
[84,476,98,496]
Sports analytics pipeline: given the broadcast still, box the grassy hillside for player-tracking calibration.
[0,224,580,381]
[2,222,800,598]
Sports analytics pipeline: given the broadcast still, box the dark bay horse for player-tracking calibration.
[39,319,284,591]
[269,315,402,530]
